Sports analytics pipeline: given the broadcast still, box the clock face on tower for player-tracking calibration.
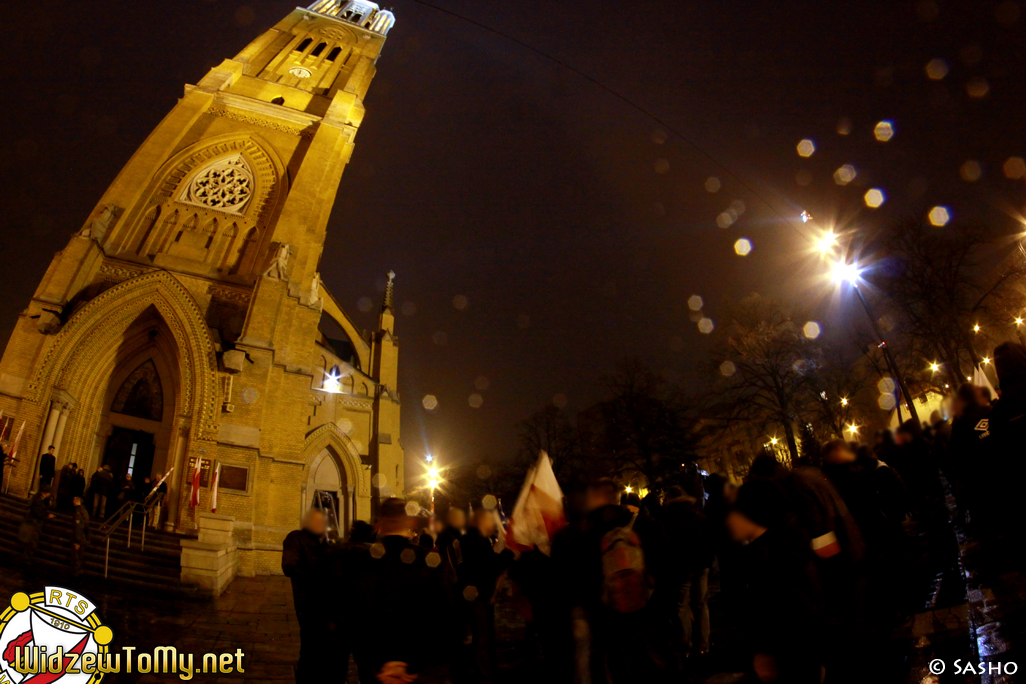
[289,66,312,78]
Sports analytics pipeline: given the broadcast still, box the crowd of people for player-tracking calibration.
[282,341,1026,684]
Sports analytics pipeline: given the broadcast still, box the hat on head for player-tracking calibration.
[732,479,788,529]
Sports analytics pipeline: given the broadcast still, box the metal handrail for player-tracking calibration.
[99,492,163,578]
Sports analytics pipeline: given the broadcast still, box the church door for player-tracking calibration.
[102,428,156,489]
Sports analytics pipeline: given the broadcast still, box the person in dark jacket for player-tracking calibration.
[950,382,993,528]
[458,503,515,683]
[89,466,112,518]
[20,486,55,565]
[39,445,56,489]
[71,496,90,576]
[58,462,79,512]
[350,499,455,684]
[991,342,1026,539]
[727,479,826,684]
[282,509,330,683]
[577,478,676,684]
[662,485,714,658]
[71,468,87,500]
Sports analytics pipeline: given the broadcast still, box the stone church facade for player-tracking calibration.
[0,0,403,575]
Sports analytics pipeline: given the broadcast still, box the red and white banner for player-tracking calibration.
[9,421,25,460]
[189,456,203,508]
[210,462,221,513]
[507,451,566,556]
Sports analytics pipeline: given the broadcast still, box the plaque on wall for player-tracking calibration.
[220,464,249,492]
[186,457,213,488]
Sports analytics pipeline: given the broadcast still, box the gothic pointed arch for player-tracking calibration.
[27,270,221,441]
[302,422,366,495]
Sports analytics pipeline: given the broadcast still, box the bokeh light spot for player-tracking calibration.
[405,502,421,516]
[873,121,894,141]
[704,177,721,193]
[651,129,668,144]
[719,361,736,377]
[960,161,982,181]
[426,552,441,568]
[400,549,416,564]
[469,393,484,408]
[463,586,480,602]
[877,377,896,394]
[422,394,439,411]
[477,466,493,480]
[966,77,989,98]
[836,118,853,136]
[474,376,490,391]
[796,139,816,157]
[928,206,951,226]
[878,393,897,410]
[654,158,670,174]
[864,188,886,208]
[1003,157,1026,179]
[716,212,734,228]
[698,318,714,334]
[687,295,704,311]
[482,494,497,510]
[803,322,822,339]
[453,295,469,310]
[925,59,949,80]
[357,296,373,312]
[733,238,752,256]
[834,164,857,185]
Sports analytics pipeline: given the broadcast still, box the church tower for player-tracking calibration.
[0,1,402,577]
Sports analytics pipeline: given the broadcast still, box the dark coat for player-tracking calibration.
[739,525,826,683]
[348,535,455,677]
[39,453,56,482]
[661,495,715,579]
[73,505,91,545]
[458,526,514,603]
[281,529,327,618]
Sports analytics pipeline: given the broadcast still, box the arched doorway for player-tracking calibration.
[305,448,348,537]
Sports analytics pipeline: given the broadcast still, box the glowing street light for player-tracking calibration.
[770,437,779,445]
[846,424,860,436]
[816,231,838,254]
[826,256,920,423]
[974,324,981,333]
[624,485,633,494]
[982,357,991,365]
[930,363,940,372]
[425,453,434,463]
[1016,317,1024,326]
[830,259,861,284]
[840,397,849,407]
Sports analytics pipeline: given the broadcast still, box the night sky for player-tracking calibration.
[1,0,1024,473]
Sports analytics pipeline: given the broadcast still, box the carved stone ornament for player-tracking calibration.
[182,155,254,214]
[78,205,119,240]
[264,242,292,280]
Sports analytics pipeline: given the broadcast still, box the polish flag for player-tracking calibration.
[210,462,221,513]
[189,456,203,508]
[9,421,25,460]
[507,451,566,556]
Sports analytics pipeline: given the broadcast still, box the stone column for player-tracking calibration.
[40,403,60,454]
[52,405,70,455]
[166,425,190,532]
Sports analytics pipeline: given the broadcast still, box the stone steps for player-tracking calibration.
[0,492,200,595]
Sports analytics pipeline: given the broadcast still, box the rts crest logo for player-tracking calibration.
[0,587,113,684]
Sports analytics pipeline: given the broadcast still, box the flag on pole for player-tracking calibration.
[507,451,566,556]
[210,462,222,513]
[148,467,174,498]
[189,456,203,508]
[973,365,997,398]
[9,421,25,460]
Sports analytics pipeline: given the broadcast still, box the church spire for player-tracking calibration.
[382,270,395,312]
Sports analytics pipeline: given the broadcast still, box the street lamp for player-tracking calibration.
[830,258,921,424]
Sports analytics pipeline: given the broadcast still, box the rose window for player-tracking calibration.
[185,156,254,213]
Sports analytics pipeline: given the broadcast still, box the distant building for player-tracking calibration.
[0,1,402,576]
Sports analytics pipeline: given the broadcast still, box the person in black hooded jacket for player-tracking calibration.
[991,342,1026,541]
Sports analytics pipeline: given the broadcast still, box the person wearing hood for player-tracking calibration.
[990,342,1026,539]
[727,479,826,684]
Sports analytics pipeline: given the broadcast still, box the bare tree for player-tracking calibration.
[713,295,819,463]
[866,219,1026,385]
[516,405,583,481]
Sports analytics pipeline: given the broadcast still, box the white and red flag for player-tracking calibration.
[507,451,566,556]
[210,462,222,513]
[9,421,25,460]
[189,456,203,508]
